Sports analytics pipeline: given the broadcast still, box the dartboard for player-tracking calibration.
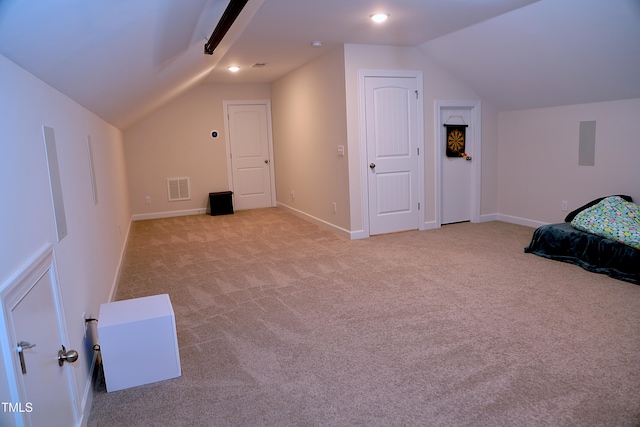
[447,129,464,153]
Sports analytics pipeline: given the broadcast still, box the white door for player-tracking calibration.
[365,76,420,235]
[1,247,78,427]
[441,107,473,224]
[226,102,275,211]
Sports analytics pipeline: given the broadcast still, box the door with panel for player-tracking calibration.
[226,102,275,211]
[365,76,420,235]
[1,247,78,427]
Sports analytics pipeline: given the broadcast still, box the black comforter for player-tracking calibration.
[525,222,640,285]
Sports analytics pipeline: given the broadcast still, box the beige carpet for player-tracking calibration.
[87,208,640,426]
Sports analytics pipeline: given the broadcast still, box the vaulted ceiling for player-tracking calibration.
[1,0,638,129]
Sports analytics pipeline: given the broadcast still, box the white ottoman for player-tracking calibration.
[98,294,181,392]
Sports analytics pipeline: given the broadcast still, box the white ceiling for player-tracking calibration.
[0,0,638,129]
[419,0,640,111]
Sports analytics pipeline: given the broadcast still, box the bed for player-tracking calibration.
[524,195,640,285]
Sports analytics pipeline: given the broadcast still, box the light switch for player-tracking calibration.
[337,145,345,156]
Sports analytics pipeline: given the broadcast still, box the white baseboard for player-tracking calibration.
[108,216,133,303]
[349,229,369,240]
[480,213,499,223]
[422,220,438,230]
[132,208,208,221]
[131,208,546,238]
[493,213,547,229]
[78,351,97,427]
[276,203,353,239]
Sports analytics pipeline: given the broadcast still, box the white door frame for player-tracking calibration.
[223,99,277,208]
[359,69,425,238]
[0,245,79,427]
[434,100,482,228]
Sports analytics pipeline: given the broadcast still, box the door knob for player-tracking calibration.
[264,159,270,164]
[57,345,78,366]
[465,156,472,161]
[370,163,376,169]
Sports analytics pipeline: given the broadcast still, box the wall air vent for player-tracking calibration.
[251,62,267,68]
[167,177,190,201]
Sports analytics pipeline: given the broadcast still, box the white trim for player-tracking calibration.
[132,208,208,222]
[495,213,546,229]
[358,71,370,238]
[479,212,545,229]
[79,351,95,427]
[223,99,277,208]
[349,229,369,240]
[107,216,133,303]
[277,203,352,239]
[358,69,425,238]
[422,220,439,231]
[434,100,482,228]
[480,213,500,223]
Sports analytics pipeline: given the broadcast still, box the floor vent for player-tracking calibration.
[167,177,190,201]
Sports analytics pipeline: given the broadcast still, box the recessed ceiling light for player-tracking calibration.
[311,41,323,48]
[370,13,389,23]
[228,66,240,72]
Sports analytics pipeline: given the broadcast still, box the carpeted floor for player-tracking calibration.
[87,208,640,426]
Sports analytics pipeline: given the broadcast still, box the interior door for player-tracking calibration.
[226,103,274,210]
[1,247,78,427]
[365,76,420,235]
[441,107,473,224]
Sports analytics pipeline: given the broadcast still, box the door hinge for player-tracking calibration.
[417,147,420,156]
[415,90,419,99]
[418,202,421,210]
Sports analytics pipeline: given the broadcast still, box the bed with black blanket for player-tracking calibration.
[524,195,640,285]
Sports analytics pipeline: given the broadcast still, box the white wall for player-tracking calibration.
[271,46,351,234]
[124,83,270,218]
[497,98,640,226]
[0,54,131,426]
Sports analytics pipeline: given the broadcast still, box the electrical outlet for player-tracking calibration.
[332,202,337,213]
[291,191,295,201]
[561,201,568,212]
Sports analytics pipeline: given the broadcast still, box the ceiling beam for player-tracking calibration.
[204,0,249,55]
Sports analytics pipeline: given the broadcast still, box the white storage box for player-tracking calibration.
[98,294,181,392]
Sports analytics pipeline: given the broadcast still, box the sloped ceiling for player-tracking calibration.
[0,0,264,129]
[1,0,638,129]
[419,0,640,111]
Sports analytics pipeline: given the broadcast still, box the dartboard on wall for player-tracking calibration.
[445,124,468,157]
